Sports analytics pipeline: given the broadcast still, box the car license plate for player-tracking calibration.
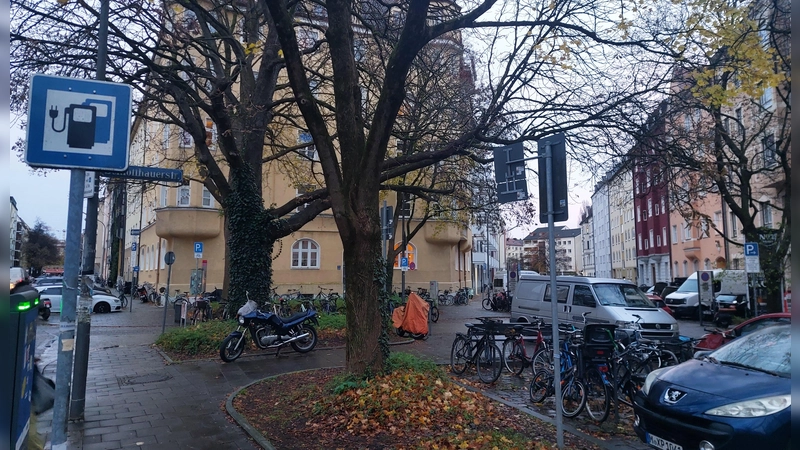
[647,433,682,450]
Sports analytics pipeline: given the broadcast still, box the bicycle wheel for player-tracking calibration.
[502,339,526,376]
[430,306,439,323]
[119,294,128,309]
[529,370,553,403]
[584,367,611,422]
[482,297,493,311]
[658,349,680,368]
[445,294,455,306]
[450,336,470,375]
[191,308,201,325]
[560,378,587,418]
[476,341,503,383]
[532,347,553,376]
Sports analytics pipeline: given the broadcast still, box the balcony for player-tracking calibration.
[683,245,701,261]
[155,207,223,239]
[424,222,470,246]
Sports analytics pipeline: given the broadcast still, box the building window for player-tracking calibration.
[162,124,170,149]
[730,212,738,238]
[704,258,711,270]
[644,238,649,250]
[683,223,692,241]
[393,242,417,269]
[178,185,191,206]
[647,198,652,216]
[760,86,773,109]
[656,234,662,246]
[762,133,777,167]
[160,240,167,269]
[649,229,654,247]
[714,211,722,231]
[734,108,743,135]
[205,118,217,152]
[636,206,641,222]
[297,28,319,50]
[202,187,214,208]
[761,202,773,228]
[160,186,168,207]
[638,233,642,250]
[662,227,667,247]
[295,185,315,212]
[297,131,318,160]
[291,239,320,269]
[683,260,688,277]
[179,129,193,148]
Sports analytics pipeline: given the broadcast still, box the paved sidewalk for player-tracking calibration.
[33,296,674,449]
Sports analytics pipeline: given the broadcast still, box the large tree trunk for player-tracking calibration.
[341,203,390,374]
[226,163,275,310]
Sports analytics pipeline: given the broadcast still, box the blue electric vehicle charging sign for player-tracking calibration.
[25,74,132,171]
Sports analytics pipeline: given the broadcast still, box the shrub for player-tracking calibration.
[155,320,232,356]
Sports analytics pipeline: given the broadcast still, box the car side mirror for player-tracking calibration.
[693,350,712,359]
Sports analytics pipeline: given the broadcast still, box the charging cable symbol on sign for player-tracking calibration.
[48,99,113,150]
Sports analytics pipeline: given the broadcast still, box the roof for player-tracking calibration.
[523,226,581,240]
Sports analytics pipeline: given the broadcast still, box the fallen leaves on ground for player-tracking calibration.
[232,368,601,450]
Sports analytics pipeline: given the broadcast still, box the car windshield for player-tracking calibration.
[710,324,790,377]
[675,277,698,293]
[593,284,655,307]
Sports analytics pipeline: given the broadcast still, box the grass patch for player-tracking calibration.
[155,320,233,356]
[317,313,346,330]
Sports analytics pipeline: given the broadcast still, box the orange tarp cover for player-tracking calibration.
[391,292,430,335]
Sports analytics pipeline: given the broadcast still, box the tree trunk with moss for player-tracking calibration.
[225,164,275,311]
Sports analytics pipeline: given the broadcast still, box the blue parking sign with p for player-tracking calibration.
[194,242,203,253]
[744,243,759,256]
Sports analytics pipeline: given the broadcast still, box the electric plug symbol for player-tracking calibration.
[49,106,59,119]
[50,105,67,132]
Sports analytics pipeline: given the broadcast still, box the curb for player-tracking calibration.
[155,338,415,365]
[225,367,346,450]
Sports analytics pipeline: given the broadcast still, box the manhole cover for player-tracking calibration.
[117,372,172,386]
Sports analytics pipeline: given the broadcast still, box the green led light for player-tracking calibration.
[17,301,32,311]
[35,298,40,306]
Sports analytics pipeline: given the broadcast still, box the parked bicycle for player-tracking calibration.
[528,327,587,418]
[314,286,340,314]
[450,318,504,383]
[501,317,551,376]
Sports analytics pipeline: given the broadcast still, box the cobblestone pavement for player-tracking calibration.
[34,292,706,449]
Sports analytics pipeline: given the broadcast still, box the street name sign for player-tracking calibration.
[25,74,132,171]
[99,166,184,183]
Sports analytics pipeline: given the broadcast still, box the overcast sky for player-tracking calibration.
[10,124,76,239]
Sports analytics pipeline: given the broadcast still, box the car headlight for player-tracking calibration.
[641,367,669,396]
[705,395,790,417]
[616,320,637,329]
[238,316,245,325]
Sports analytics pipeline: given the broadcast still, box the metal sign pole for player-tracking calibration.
[51,170,84,450]
[545,142,564,450]
[161,251,175,334]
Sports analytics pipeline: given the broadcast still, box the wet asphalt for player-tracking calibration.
[33,293,709,449]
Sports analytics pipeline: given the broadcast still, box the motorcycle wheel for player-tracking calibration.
[40,309,50,321]
[220,335,245,362]
[290,325,318,353]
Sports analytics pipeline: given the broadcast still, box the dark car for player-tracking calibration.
[695,312,790,351]
[633,324,791,450]
[34,276,63,287]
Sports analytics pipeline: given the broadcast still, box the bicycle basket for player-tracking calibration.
[582,324,617,361]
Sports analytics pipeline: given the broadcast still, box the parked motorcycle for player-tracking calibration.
[219,296,319,362]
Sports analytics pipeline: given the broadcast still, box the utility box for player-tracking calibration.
[8,288,40,450]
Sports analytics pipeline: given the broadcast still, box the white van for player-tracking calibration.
[493,269,508,293]
[511,274,678,340]
[665,270,747,319]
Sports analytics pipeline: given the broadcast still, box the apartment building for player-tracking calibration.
[579,210,595,277]
[10,196,28,267]
[522,226,582,275]
[591,180,612,278]
[603,163,637,281]
[113,1,477,296]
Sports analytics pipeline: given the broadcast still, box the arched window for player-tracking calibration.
[704,258,711,270]
[393,242,417,269]
[291,239,320,269]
